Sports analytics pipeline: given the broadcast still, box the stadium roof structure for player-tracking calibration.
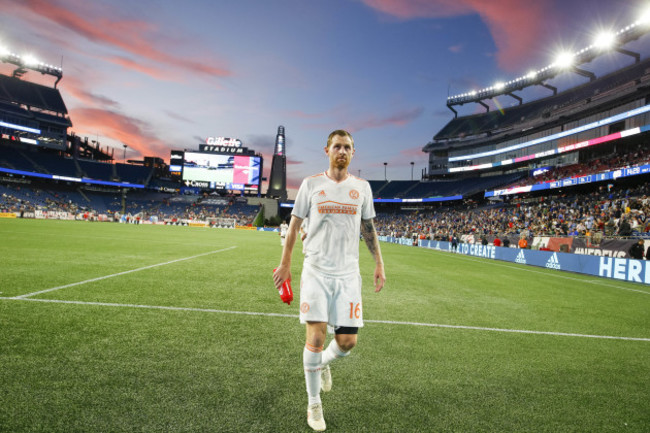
[446,17,650,116]
[0,49,63,87]
[0,74,69,116]
[430,56,650,143]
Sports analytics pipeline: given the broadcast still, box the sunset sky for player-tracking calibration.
[1,0,649,197]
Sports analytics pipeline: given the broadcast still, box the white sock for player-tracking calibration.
[321,339,350,367]
[303,344,322,405]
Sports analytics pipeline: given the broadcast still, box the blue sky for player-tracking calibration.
[1,0,648,197]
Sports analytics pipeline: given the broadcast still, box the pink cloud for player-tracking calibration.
[69,107,170,159]
[59,76,119,109]
[360,0,553,71]
[5,0,230,80]
[362,0,470,19]
[104,56,174,81]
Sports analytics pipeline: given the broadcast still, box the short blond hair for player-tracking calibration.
[326,129,354,149]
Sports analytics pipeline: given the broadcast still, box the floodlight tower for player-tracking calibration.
[445,13,650,116]
[267,125,287,200]
[0,47,63,87]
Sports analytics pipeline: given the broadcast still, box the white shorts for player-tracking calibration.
[299,263,363,328]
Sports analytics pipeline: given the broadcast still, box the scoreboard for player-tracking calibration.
[170,137,262,193]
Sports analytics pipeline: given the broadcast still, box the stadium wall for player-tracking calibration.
[380,236,650,285]
[247,197,278,218]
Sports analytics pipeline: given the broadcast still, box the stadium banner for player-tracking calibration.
[379,236,417,246]
[0,212,17,218]
[34,210,74,220]
[416,239,650,285]
[570,238,638,258]
[257,227,279,232]
[235,225,257,230]
[188,221,209,227]
[374,195,463,204]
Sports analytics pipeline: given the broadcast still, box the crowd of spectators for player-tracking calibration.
[5,149,650,239]
[0,183,259,226]
[375,181,650,244]
[0,185,85,215]
[152,201,258,226]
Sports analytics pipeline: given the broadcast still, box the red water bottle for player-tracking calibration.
[273,268,294,305]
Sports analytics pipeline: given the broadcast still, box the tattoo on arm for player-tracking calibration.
[361,218,381,261]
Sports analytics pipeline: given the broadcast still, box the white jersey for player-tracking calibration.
[292,172,375,276]
[280,222,289,237]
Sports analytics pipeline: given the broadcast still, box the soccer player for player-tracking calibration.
[273,129,386,431]
[279,220,289,246]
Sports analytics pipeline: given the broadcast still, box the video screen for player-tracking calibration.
[182,152,260,191]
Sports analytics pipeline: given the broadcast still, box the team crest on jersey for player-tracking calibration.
[300,302,310,313]
[349,189,359,199]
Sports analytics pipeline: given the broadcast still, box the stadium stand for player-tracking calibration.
[0,74,71,150]
[434,58,650,142]
[425,57,650,178]
[367,29,650,257]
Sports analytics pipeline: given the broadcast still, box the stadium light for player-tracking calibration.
[637,7,650,26]
[553,51,575,69]
[494,82,506,90]
[594,31,616,50]
[447,11,650,107]
[22,54,39,67]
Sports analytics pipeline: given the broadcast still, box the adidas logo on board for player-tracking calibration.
[545,253,561,270]
[515,250,526,264]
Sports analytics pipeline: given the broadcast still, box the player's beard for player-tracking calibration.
[334,156,349,170]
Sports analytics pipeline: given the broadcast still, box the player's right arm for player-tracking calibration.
[273,215,303,290]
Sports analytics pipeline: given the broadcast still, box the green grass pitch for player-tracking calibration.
[1,218,649,432]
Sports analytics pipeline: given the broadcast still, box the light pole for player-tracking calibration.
[410,161,415,181]
[122,144,127,164]
[383,162,387,181]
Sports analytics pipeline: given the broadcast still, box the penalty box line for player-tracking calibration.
[13,246,237,299]
[2,296,649,343]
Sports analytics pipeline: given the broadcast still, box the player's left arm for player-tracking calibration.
[361,218,385,292]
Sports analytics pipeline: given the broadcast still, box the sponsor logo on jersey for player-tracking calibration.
[317,200,358,215]
[545,253,561,269]
[349,189,359,199]
[515,250,527,264]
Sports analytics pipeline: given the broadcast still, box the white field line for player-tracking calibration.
[421,248,650,295]
[13,246,237,299]
[1,296,648,342]
[1,230,219,246]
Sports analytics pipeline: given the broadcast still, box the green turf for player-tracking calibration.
[1,218,649,432]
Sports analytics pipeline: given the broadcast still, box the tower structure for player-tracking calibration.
[267,125,287,200]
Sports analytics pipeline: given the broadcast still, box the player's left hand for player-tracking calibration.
[374,263,385,292]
